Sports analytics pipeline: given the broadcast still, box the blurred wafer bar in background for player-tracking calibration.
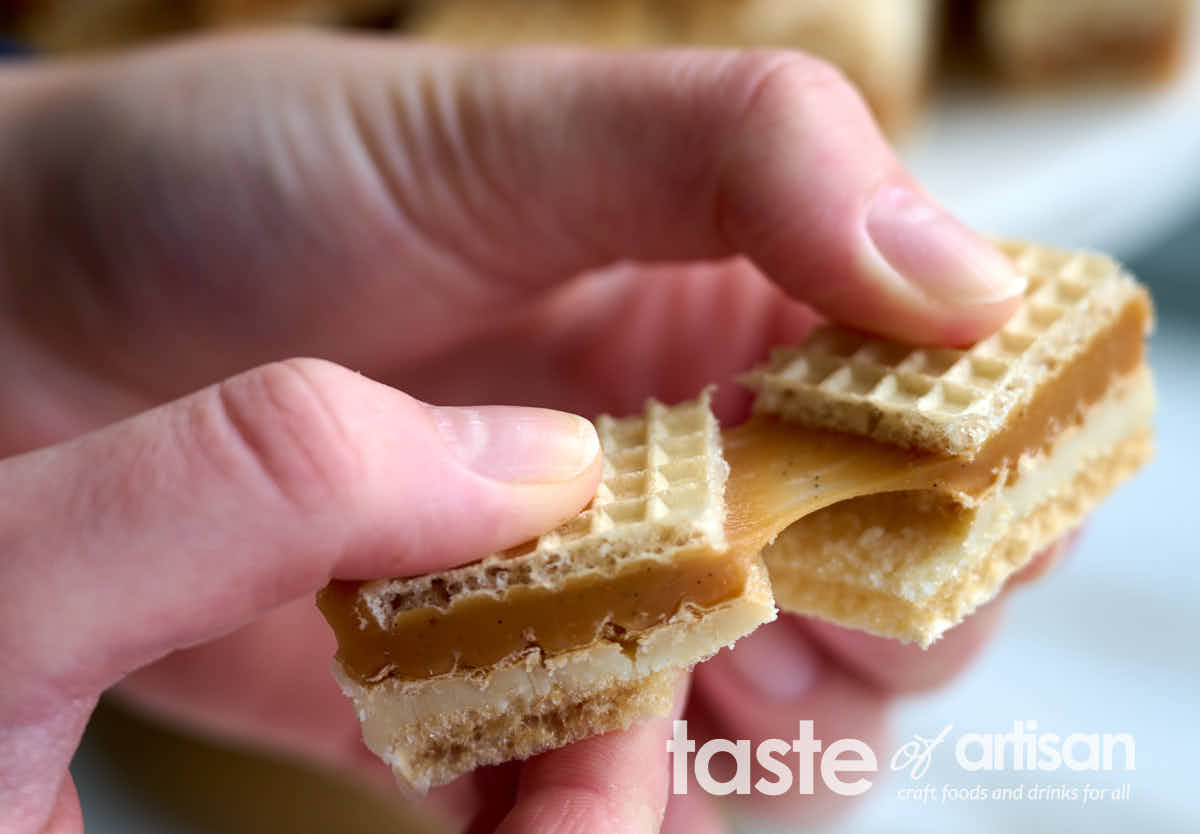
[406,0,941,134]
[1,1,1195,132]
[8,0,411,50]
[200,0,406,26]
[979,0,1192,83]
[10,0,196,50]
[409,0,669,48]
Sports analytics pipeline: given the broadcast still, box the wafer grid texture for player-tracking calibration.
[361,389,728,621]
[745,242,1132,456]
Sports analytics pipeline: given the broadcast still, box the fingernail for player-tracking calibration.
[864,185,1026,306]
[431,405,600,484]
[725,620,819,701]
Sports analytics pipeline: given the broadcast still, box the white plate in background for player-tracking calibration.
[902,15,1200,259]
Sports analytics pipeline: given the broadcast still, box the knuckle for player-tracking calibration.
[211,358,364,511]
[724,50,862,124]
[709,51,877,253]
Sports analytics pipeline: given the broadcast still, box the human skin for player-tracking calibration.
[0,33,1055,833]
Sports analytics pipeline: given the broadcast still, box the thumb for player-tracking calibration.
[0,358,601,699]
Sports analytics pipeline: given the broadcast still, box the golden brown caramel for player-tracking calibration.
[319,546,754,682]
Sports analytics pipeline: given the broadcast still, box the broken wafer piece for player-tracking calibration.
[317,389,775,792]
[741,241,1155,646]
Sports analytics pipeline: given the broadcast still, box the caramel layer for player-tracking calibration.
[319,292,1150,685]
[318,546,756,682]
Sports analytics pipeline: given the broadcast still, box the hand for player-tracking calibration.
[0,34,1032,833]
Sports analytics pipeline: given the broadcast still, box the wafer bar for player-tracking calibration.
[742,241,1155,645]
[317,389,775,792]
